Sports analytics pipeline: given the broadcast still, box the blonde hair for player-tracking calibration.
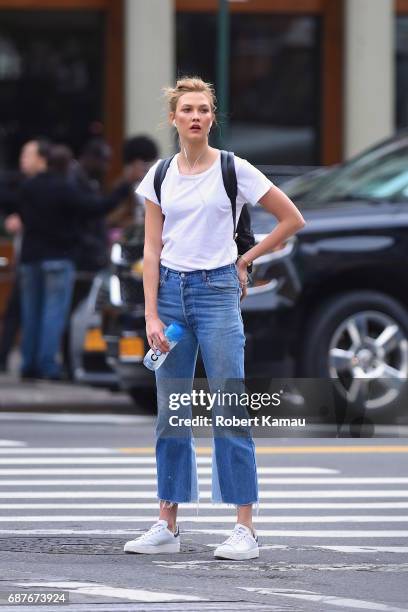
[163,76,217,123]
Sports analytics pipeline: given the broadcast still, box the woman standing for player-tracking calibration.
[124,77,305,560]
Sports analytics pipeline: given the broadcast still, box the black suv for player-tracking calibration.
[101,131,408,417]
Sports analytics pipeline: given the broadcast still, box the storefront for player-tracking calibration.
[0,0,406,171]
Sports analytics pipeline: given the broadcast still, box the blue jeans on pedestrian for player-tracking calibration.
[20,259,75,378]
[155,262,259,509]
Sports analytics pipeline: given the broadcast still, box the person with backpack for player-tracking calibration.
[124,76,305,560]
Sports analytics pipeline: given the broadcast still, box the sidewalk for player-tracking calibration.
[0,372,133,412]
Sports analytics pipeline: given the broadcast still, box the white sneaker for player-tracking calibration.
[124,519,180,554]
[214,523,259,560]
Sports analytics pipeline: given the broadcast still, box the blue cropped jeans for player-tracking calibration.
[155,262,259,510]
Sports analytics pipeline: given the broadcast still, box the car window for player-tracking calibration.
[300,139,408,206]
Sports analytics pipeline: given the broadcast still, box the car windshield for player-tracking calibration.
[299,138,408,207]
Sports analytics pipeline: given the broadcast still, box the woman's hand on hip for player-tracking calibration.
[240,284,248,302]
[236,260,249,302]
[146,316,171,353]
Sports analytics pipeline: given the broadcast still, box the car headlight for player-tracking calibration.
[110,243,124,266]
[109,275,122,307]
[247,236,297,295]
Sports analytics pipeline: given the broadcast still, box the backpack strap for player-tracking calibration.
[153,155,175,204]
[220,150,238,239]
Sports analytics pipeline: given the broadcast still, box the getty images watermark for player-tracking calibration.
[167,389,306,428]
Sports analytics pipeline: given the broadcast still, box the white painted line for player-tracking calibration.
[241,586,406,612]
[206,544,408,553]
[1,528,407,538]
[311,545,408,554]
[0,413,153,424]
[0,456,337,473]
[0,468,163,475]
[0,440,26,447]
[0,515,408,523]
[192,529,408,538]
[0,448,119,454]
[3,478,360,487]
[1,500,407,510]
[0,457,211,465]
[15,581,206,603]
[0,504,408,524]
[248,478,408,485]
[0,466,339,476]
[0,490,407,498]
[0,530,153,535]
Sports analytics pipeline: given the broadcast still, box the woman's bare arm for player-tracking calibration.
[238,185,305,263]
[236,185,306,300]
[143,199,170,352]
[143,199,163,319]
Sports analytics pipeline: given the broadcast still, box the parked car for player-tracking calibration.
[98,130,408,420]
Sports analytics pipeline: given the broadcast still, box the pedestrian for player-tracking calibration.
[0,139,51,372]
[17,142,137,380]
[107,135,159,236]
[71,138,113,277]
[123,76,305,560]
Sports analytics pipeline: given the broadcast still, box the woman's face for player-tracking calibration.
[171,92,214,143]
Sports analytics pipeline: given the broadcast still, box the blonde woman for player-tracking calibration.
[124,77,305,559]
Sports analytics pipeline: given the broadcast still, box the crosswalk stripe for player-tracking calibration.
[0,490,406,498]
[0,477,405,486]
[0,457,213,464]
[0,467,339,476]
[0,469,156,475]
[1,501,408,510]
[241,587,405,612]
[0,528,405,537]
[0,515,407,524]
[0,440,26,447]
[1,502,407,509]
[15,581,206,603]
[189,529,408,538]
[0,448,119,454]
[0,514,406,523]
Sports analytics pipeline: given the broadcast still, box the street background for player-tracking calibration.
[1,0,408,610]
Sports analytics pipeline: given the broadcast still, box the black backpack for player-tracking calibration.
[153,150,255,273]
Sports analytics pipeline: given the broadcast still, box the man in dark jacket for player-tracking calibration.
[71,138,113,273]
[17,144,135,380]
[0,139,50,372]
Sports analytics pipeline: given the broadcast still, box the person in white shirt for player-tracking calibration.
[124,76,305,560]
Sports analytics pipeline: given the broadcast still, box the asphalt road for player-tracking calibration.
[0,412,407,612]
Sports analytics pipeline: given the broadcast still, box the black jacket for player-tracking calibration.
[70,166,111,272]
[18,171,130,264]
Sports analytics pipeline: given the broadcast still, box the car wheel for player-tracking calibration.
[128,388,157,413]
[299,290,408,420]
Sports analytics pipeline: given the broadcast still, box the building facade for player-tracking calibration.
[0,0,405,175]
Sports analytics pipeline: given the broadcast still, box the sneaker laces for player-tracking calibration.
[222,526,250,546]
[137,521,166,541]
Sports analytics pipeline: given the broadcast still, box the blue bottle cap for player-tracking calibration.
[164,322,185,342]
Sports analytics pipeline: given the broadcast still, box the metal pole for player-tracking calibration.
[216,0,230,148]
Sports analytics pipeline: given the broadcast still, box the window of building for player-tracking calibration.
[396,16,408,130]
[176,12,321,165]
[0,10,105,170]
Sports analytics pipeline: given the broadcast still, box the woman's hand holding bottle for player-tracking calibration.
[145,315,171,354]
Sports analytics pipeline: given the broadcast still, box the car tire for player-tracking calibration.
[298,290,408,423]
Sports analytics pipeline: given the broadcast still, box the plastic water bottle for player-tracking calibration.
[143,322,185,371]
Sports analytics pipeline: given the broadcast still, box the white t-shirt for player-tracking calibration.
[136,152,273,271]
